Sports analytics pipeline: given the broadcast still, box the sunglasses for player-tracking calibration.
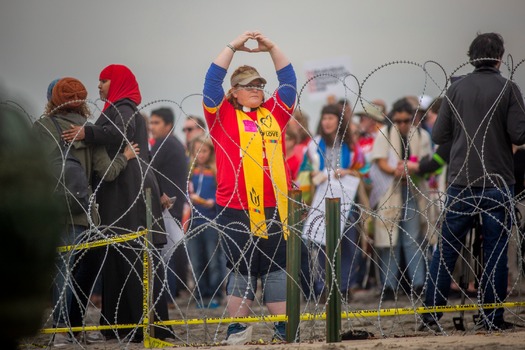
[182,127,195,133]
[393,118,412,125]
[237,84,265,91]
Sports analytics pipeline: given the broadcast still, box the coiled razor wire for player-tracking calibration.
[4,56,525,347]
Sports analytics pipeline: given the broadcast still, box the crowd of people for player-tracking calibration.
[34,30,525,346]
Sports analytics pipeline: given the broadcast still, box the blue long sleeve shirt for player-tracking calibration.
[203,63,297,109]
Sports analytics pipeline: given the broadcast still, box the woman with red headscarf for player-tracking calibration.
[62,64,171,342]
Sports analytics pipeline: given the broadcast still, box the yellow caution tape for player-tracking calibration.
[153,301,525,326]
[142,231,153,347]
[47,221,525,346]
[56,229,148,253]
[41,323,140,334]
[144,335,175,348]
[41,301,525,334]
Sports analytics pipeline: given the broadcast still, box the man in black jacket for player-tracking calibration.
[420,33,525,332]
[150,107,189,299]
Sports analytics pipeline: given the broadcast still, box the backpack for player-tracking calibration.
[50,116,90,215]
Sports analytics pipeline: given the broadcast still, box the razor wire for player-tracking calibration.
[7,55,525,348]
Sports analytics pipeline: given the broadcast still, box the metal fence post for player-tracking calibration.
[144,188,155,342]
[286,189,303,343]
[325,197,341,343]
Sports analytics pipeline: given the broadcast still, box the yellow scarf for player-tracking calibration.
[236,107,289,239]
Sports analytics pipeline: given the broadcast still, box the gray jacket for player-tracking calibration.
[33,113,128,227]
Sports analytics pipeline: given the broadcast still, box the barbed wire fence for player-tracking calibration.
[6,56,525,348]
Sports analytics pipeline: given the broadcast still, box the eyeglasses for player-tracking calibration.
[393,119,412,125]
[237,84,265,91]
[182,127,195,133]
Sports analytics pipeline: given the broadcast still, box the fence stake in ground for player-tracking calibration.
[325,197,341,343]
[286,189,303,343]
[144,189,155,341]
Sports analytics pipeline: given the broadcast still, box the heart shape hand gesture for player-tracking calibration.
[230,31,275,53]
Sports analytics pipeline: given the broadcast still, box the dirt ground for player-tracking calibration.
[196,332,525,350]
[22,288,525,349]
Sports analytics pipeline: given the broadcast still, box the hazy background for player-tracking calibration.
[2,0,525,138]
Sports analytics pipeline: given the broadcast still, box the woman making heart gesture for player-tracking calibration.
[202,31,296,344]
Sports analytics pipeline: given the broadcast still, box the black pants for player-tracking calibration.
[100,245,173,341]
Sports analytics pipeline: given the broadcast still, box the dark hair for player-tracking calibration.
[187,115,206,130]
[428,97,443,114]
[151,107,175,127]
[337,98,352,109]
[391,97,414,116]
[285,127,298,144]
[467,32,504,68]
[318,104,353,148]
[292,109,311,143]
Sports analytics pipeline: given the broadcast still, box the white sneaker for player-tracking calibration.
[53,333,73,347]
[78,331,105,344]
[222,325,253,345]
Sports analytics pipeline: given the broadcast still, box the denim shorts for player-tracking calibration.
[215,205,286,276]
[226,269,287,302]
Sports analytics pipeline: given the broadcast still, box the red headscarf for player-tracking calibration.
[99,64,142,111]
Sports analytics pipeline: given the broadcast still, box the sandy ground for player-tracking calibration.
[22,289,525,349]
[194,332,525,350]
[23,326,525,350]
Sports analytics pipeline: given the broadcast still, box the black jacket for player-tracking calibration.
[417,140,452,176]
[432,66,525,187]
[151,134,188,221]
[84,99,166,246]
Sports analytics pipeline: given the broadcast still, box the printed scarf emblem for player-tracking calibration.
[236,107,289,239]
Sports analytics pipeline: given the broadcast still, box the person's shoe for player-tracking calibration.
[382,288,396,301]
[486,320,523,331]
[53,333,73,347]
[413,286,424,298]
[417,319,442,333]
[448,288,462,300]
[272,321,286,342]
[78,330,105,344]
[208,299,220,309]
[341,329,374,340]
[223,323,252,345]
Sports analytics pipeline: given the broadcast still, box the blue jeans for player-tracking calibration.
[423,185,514,325]
[341,208,366,291]
[187,223,225,302]
[52,225,86,327]
[313,206,363,296]
[378,186,426,291]
[300,238,315,299]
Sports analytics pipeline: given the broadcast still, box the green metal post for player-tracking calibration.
[325,197,341,343]
[286,189,303,343]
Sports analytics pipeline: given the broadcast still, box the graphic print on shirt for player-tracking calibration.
[250,187,261,209]
[260,113,273,128]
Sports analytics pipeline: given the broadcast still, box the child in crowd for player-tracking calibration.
[285,128,301,182]
[186,135,224,309]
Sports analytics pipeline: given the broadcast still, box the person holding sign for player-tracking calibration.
[202,31,296,344]
[304,103,365,300]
